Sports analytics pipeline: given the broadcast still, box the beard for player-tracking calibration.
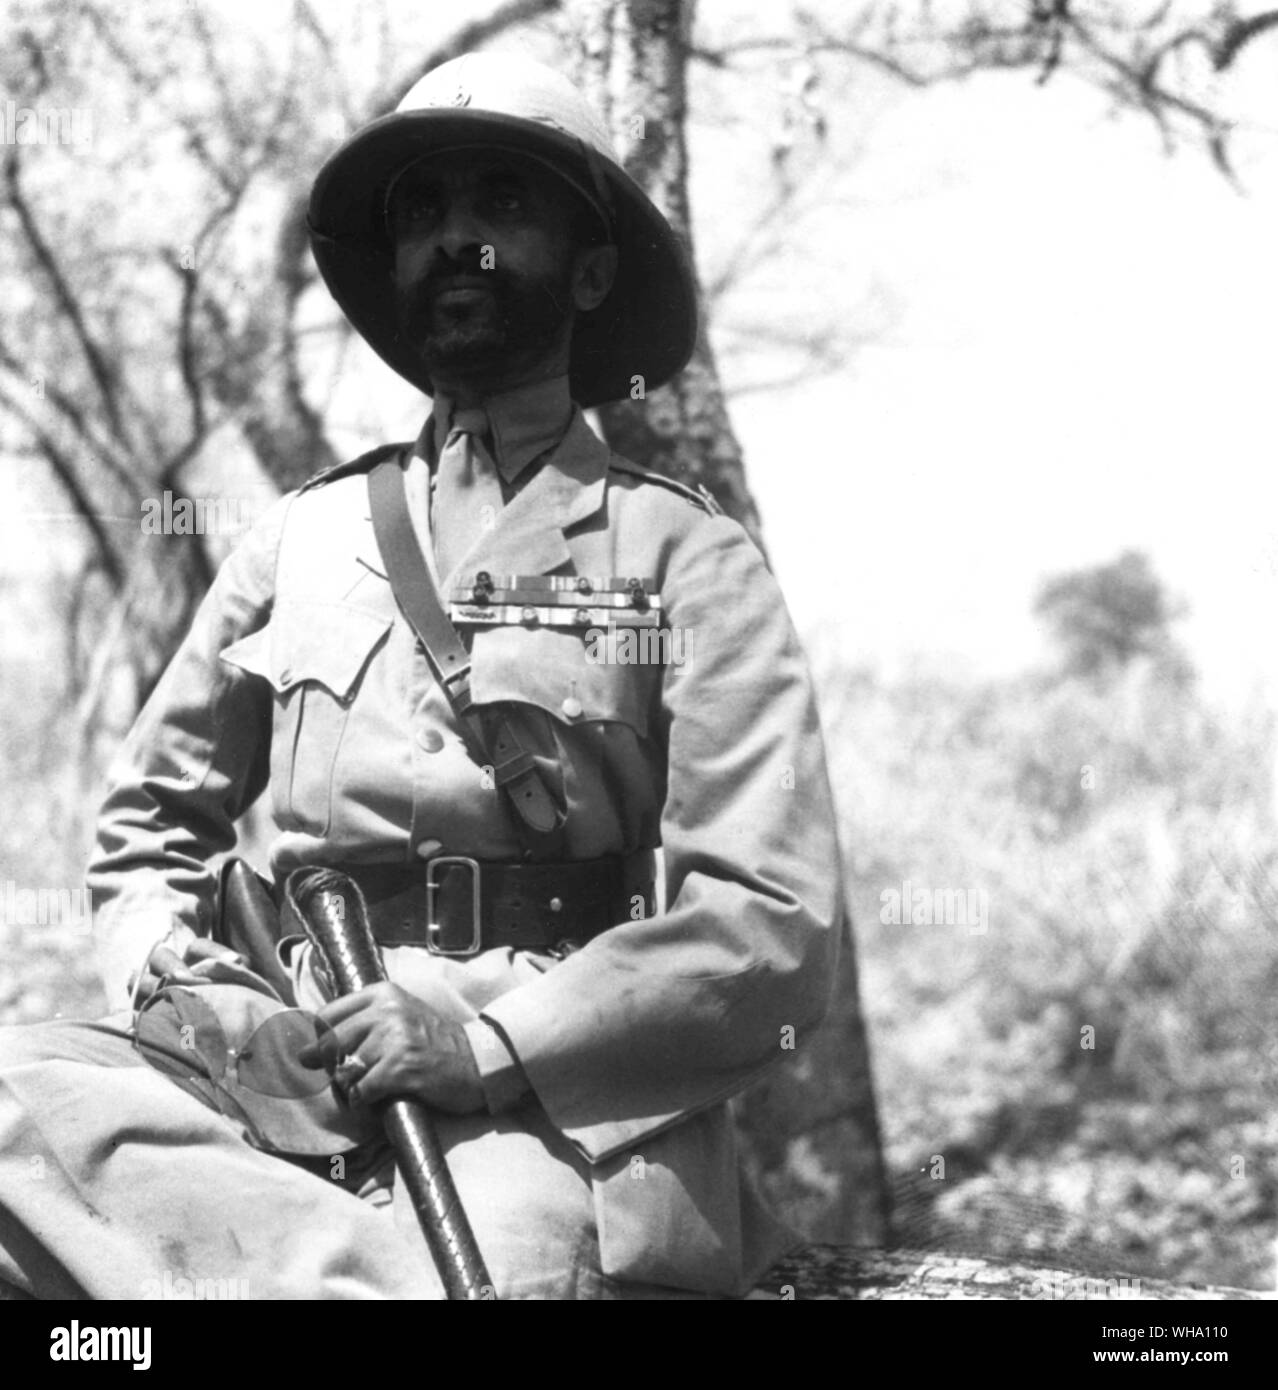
[397,255,575,380]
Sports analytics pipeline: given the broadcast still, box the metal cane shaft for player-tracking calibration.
[287,866,493,1300]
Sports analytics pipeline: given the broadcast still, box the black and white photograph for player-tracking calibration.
[0,0,1275,1340]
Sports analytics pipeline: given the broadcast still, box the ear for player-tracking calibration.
[571,244,619,312]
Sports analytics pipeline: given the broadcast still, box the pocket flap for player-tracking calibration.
[469,625,652,737]
[222,605,391,701]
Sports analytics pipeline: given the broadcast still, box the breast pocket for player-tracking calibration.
[468,623,654,737]
[222,604,391,835]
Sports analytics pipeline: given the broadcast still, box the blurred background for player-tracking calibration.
[2,0,1277,1291]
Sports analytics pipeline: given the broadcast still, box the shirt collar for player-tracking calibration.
[418,374,574,486]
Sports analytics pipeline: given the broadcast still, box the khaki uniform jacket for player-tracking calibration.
[88,407,843,1295]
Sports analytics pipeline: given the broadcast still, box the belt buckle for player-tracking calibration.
[424,856,483,957]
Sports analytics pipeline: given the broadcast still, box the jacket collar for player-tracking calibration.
[454,407,608,581]
[428,373,573,486]
[355,406,609,584]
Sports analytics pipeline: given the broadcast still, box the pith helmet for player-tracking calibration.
[308,51,699,407]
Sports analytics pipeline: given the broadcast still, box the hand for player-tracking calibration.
[131,938,250,1004]
[304,983,484,1115]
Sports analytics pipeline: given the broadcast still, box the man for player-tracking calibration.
[0,51,841,1300]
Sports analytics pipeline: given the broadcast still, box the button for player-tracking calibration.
[418,728,445,753]
[548,897,563,913]
[561,697,583,719]
[415,838,443,860]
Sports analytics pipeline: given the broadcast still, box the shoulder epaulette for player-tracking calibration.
[607,458,724,516]
[298,442,410,494]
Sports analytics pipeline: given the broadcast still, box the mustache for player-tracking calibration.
[404,262,572,324]
[402,270,511,328]
[422,270,501,294]
[416,252,505,292]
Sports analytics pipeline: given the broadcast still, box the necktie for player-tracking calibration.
[433,407,503,586]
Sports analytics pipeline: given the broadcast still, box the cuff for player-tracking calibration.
[463,1017,530,1115]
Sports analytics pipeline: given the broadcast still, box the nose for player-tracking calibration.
[433,193,486,260]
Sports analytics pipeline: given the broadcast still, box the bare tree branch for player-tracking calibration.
[82,7,241,198]
[1214,8,1278,69]
[0,379,125,591]
[2,147,129,444]
[694,2,1278,182]
[0,342,135,495]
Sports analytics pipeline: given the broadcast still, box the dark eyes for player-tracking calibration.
[389,185,525,227]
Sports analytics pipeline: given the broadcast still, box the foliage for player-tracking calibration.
[819,570,1278,1289]
[1034,548,1191,680]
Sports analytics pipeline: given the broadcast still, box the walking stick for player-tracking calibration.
[286,865,494,1300]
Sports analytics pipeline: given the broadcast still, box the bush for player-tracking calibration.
[819,648,1278,1290]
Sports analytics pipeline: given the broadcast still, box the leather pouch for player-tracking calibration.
[215,857,297,1005]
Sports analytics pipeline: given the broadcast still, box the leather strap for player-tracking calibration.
[368,457,564,856]
[326,853,657,953]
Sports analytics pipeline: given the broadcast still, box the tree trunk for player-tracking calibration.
[562,0,762,543]
[563,0,888,1246]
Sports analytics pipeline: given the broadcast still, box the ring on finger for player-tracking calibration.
[334,1052,370,1093]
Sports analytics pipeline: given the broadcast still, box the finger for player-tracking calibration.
[350,1056,394,1107]
[157,967,204,985]
[315,986,386,1027]
[297,1024,344,1071]
[299,1014,375,1070]
[185,939,249,967]
[131,967,202,1007]
[149,966,204,989]
[146,944,187,978]
[331,1015,378,1060]
[130,973,163,1004]
[188,958,256,985]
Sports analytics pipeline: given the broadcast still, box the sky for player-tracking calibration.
[727,64,1278,703]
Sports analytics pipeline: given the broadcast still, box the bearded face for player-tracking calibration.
[388,151,601,386]
[396,240,577,379]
